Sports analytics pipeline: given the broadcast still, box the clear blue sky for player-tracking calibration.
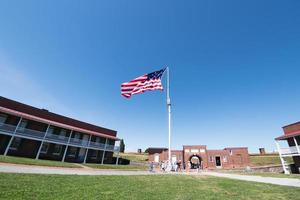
[0,1,300,153]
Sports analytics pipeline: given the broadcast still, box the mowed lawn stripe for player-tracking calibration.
[0,173,299,200]
[0,155,80,168]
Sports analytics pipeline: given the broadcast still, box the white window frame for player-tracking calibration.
[154,154,160,162]
[53,144,63,155]
[68,147,77,157]
[10,137,22,150]
[40,143,50,154]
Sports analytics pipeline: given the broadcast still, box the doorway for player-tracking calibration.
[215,156,221,168]
[189,155,202,169]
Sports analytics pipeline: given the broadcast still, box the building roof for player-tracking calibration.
[145,147,168,154]
[275,131,300,140]
[0,96,117,139]
[274,121,300,140]
[282,121,300,129]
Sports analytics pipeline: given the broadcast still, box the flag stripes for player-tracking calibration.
[121,68,165,98]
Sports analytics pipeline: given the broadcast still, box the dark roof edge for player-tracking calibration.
[0,96,117,136]
[282,121,300,129]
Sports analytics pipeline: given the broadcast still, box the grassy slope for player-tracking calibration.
[249,155,293,166]
[0,155,80,168]
[0,173,299,200]
[116,152,148,162]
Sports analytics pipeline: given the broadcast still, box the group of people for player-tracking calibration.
[149,160,203,172]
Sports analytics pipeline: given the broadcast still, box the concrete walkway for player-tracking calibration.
[0,163,300,187]
[0,163,157,176]
[199,171,300,187]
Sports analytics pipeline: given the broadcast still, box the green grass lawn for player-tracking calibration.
[0,155,80,168]
[0,173,299,200]
[84,163,148,171]
[250,155,293,166]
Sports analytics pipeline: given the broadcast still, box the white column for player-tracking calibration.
[83,135,92,163]
[293,137,300,154]
[115,140,120,165]
[275,140,290,174]
[116,152,120,165]
[35,124,51,159]
[62,130,73,162]
[101,138,108,164]
[4,117,23,156]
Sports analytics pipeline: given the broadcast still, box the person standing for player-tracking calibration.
[149,161,154,172]
[187,161,191,173]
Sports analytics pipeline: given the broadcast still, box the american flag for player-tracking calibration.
[121,68,166,98]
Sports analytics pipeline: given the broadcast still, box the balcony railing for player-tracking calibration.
[46,133,69,143]
[280,146,300,155]
[16,127,45,139]
[106,144,115,151]
[0,123,120,152]
[89,141,105,149]
[0,123,17,133]
[69,138,89,147]
[114,146,120,152]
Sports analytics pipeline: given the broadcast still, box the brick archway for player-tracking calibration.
[189,155,202,169]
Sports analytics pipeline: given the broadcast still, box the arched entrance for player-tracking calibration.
[189,155,202,169]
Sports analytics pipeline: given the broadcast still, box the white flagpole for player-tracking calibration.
[166,67,171,168]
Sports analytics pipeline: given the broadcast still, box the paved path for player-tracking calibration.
[0,163,157,176]
[0,163,300,187]
[199,171,300,187]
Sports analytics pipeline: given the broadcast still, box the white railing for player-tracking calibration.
[89,141,105,149]
[106,144,115,151]
[69,138,89,147]
[0,123,17,133]
[114,146,120,152]
[281,146,300,155]
[46,133,69,143]
[0,123,120,152]
[16,127,45,139]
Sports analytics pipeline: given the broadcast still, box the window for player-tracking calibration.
[154,154,160,162]
[59,129,67,139]
[209,156,214,162]
[0,114,7,124]
[91,150,98,158]
[95,137,100,143]
[68,147,77,157]
[74,133,81,141]
[191,149,199,153]
[10,137,22,150]
[223,156,228,162]
[18,120,28,131]
[230,150,233,156]
[53,144,62,155]
[40,143,50,154]
[47,126,54,134]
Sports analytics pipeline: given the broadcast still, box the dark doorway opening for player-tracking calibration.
[189,155,202,169]
[215,156,221,167]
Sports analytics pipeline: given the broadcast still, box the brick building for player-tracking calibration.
[0,97,120,164]
[275,122,300,174]
[146,145,249,169]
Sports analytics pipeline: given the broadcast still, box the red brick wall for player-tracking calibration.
[147,146,249,169]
